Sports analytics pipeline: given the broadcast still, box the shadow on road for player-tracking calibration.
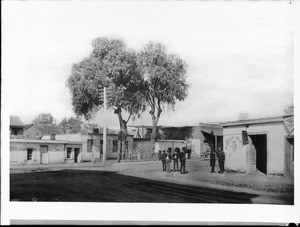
[10,169,287,204]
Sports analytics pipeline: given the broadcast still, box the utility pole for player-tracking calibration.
[103,86,107,166]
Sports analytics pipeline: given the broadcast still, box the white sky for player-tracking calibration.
[3,0,294,127]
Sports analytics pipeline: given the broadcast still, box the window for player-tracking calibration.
[112,140,118,153]
[67,148,72,159]
[87,139,93,153]
[100,140,103,154]
[27,149,33,160]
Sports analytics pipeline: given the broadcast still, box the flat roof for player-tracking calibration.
[10,139,82,145]
[220,116,285,127]
[157,139,186,142]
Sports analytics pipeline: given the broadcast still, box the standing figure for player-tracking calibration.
[217,147,225,174]
[166,149,172,172]
[161,150,167,171]
[210,149,216,173]
[180,147,187,174]
[173,148,179,172]
[158,150,162,161]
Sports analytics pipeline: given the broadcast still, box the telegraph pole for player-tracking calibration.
[103,86,107,166]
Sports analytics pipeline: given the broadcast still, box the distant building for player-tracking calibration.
[221,114,294,176]
[23,124,63,139]
[129,123,223,159]
[10,116,24,138]
[43,131,134,162]
[132,138,186,160]
[239,113,249,120]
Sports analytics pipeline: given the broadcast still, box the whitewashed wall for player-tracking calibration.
[223,121,288,174]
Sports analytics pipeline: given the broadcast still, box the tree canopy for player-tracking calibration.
[32,113,56,126]
[67,37,145,121]
[137,42,189,144]
[59,117,83,134]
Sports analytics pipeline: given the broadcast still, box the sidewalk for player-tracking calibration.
[110,159,294,195]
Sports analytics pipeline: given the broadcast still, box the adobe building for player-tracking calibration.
[43,131,134,162]
[132,138,186,160]
[23,124,63,139]
[10,138,82,164]
[129,123,223,159]
[220,114,294,176]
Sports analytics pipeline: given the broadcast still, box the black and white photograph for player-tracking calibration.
[1,0,300,225]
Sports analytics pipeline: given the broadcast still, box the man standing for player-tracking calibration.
[180,147,187,174]
[161,150,167,171]
[210,149,216,173]
[166,149,172,172]
[172,148,179,172]
[217,147,225,174]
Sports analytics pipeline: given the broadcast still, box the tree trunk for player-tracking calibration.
[151,118,157,160]
[150,106,161,160]
[115,107,125,163]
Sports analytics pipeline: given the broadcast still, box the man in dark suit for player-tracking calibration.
[161,150,167,171]
[217,147,225,174]
[172,148,179,172]
[179,147,187,174]
[166,149,172,172]
[210,149,216,173]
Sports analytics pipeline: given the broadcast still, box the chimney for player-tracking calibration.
[239,113,249,121]
[93,128,99,134]
[50,134,56,140]
[66,125,72,134]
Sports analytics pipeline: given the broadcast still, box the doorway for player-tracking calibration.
[40,145,48,164]
[249,134,267,174]
[74,148,80,163]
[285,137,294,175]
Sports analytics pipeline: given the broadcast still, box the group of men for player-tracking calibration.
[209,146,226,174]
[160,147,187,174]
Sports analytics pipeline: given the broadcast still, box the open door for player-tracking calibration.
[249,134,267,174]
[74,148,80,163]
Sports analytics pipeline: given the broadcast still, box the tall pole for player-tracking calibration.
[103,86,107,166]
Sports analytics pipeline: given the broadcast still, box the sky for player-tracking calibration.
[3,0,294,128]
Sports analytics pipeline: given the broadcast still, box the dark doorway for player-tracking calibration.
[74,148,80,163]
[250,134,267,174]
[285,137,294,175]
[202,131,215,151]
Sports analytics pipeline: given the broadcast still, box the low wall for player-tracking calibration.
[10,150,65,164]
[10,150,41,164]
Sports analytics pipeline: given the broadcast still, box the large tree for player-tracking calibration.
[138,42,189,154]
[67,37,145,162]
[32,113,57,126]
[59,117,83,134]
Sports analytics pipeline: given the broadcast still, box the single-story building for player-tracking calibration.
[220,114,294,176]
[129,123,223,159]
[43,132,134,162]
[10,138,82,164]
[132,138,186,160]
